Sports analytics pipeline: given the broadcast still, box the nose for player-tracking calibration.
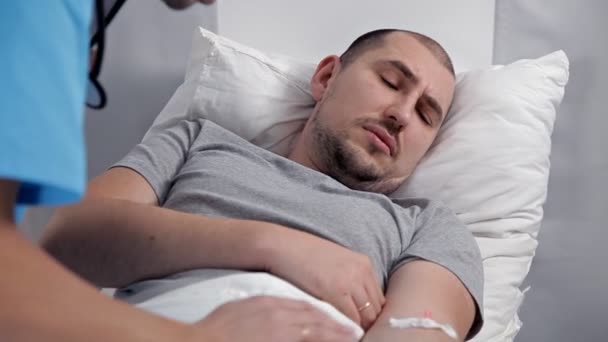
[383,92,419,131]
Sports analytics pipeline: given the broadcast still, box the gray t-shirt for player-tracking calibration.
[115,119,484,335]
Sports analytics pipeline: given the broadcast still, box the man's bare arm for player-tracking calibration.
[41,167,285,287]
[362,260,478,342]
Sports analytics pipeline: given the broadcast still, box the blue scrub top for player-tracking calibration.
[0,1,94,217]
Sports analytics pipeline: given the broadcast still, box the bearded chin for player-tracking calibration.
[332,140,379,182]
[312,120,399,194]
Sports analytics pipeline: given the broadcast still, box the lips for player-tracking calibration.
[364,125,396,156]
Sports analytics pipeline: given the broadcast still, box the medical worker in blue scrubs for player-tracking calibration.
[0,1,353,341]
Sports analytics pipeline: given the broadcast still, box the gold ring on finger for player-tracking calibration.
[357,301,372,312]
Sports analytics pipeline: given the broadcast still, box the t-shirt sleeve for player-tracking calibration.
[390,198,484,340]
[0,1,93,210]
[112,119,204,204]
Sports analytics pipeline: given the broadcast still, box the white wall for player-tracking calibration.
[218,0,495,72]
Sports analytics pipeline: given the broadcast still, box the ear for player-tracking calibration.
[310,55,341,102]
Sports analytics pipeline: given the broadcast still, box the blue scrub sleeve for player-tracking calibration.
[0,1,94,211]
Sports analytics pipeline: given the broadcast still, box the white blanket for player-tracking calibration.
[120,269,365,339]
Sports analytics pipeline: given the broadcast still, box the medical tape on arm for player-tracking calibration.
[389,317,458,340]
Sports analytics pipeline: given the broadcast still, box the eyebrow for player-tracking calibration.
[384,60,445,120]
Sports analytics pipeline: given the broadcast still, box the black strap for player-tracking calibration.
[87,0,128,109]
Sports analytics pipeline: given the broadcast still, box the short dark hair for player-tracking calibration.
[340,29,455,76]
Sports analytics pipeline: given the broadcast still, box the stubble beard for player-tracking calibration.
[311,115,401,194]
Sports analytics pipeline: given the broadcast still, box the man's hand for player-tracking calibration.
[260,228,385,330]
[190,296,357,342]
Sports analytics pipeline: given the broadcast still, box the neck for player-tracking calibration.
[287,127,324,173]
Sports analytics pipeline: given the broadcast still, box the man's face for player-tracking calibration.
[308,32,455,194]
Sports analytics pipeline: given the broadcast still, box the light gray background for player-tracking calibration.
[494,1,608,341]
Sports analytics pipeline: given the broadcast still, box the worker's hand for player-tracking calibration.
[189,296,357,342]
[262,228,385,330]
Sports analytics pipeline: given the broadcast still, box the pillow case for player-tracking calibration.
[144,27,315,155]
[146,27,569,342]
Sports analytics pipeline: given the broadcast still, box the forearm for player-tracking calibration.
[0,220,191,342]
[363,260,476,342]
[41,197,278,288]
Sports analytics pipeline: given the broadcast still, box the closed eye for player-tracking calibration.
[381,77,398,90]
[417,108,432,126]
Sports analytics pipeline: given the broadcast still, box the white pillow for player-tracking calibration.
[144,27,315,154]
[147,27,569,342]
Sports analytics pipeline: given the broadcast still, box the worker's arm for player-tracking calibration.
[0,179,190,342]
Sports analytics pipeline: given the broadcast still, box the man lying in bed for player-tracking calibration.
[42,29,483,341]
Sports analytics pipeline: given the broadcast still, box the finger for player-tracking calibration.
[273,304,354,339]
[296,320,357,342]
[363,284,382,317]
[299,304,357,335]
[364,268,385,310]
[366,273,386,314]
[259,296,349,327]
[331,291,361,326]
[300,326,357,342]
[371,273,386,307]
[351,287,377,330]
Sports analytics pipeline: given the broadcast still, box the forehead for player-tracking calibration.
[356,32,455,108]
